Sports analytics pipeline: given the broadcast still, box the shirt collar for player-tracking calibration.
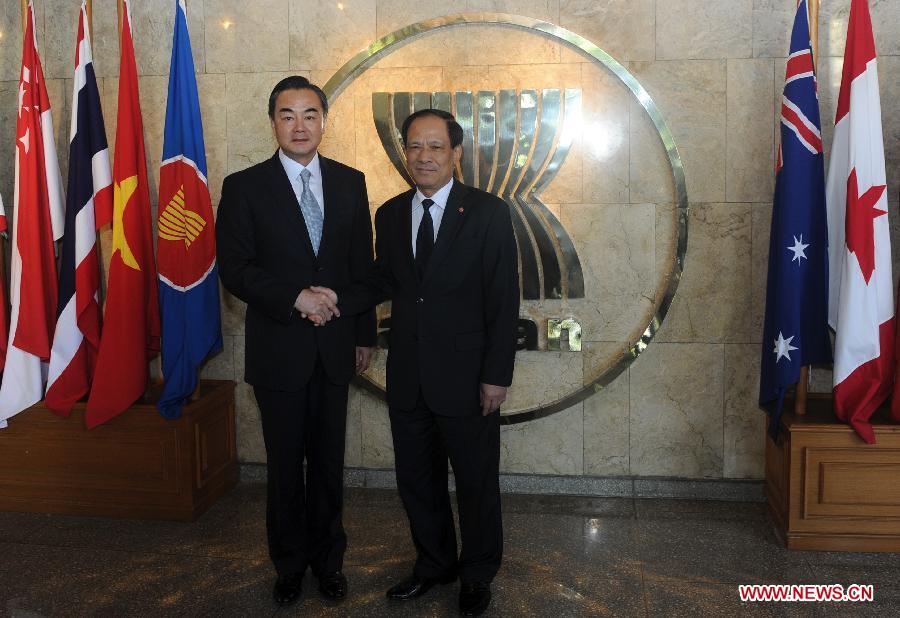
[414,177,453,211]
[278,149,321,182]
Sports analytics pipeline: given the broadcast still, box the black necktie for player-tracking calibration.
[416,198,435,279]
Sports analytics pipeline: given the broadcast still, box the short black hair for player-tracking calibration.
[400,109,463,148]
[268,75,329,119]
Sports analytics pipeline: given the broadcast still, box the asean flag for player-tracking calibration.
[156,0,222,419]
[86,0,160,428]
[826,0,893,443]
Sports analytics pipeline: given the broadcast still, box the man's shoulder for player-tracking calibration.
[320,155,365,181]
[224,157,275,188]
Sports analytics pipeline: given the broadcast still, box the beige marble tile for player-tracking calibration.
[819,0,900,58]
[559,0,655,62]
[85,0,119,79]
[540,139,583,206]
[310,68,357,168]
[345,383,366,468]
[462,25,561,68]
[290,0,376,72]
[467,0,559,21]
[375,0,467,37]
[727,59,774,203]
[751,0,796,59]
[583,361,629,476]
[629,342,725,478]
[0,0,45,81]
[723,344,765,479]
[235,383,266,463]
[809,366,833,394]
[371,30,467,71]
[580,64,630,204]
[200,334,235,380]
[656,203,753,343]
[750,203,771,346]
[220,287,246,336]
[224,71,298,175]
[560,203,657,344]
[879,56,900,211]
[205,0,289,74]
[500,401,583,475]
[37,0,79,80]
[628,60,727,204]
[656,0,752,60]
[0,80,15,201]
[233,333,245,380]
[504,350,583,415]
[45,78,70,187]
[197,73,229,207]
[356,387,394,468]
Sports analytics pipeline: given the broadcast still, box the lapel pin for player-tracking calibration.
[458,207,464,213]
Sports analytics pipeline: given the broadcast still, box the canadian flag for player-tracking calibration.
[826,0,893,443]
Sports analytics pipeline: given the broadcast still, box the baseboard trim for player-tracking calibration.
[239,464,765,502]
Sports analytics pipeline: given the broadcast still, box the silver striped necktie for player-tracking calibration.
[298,168,323,255]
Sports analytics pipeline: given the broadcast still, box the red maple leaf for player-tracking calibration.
[845,167,887,284]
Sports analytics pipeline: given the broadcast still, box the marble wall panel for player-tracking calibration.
[356,388,394,468]
[880,56,900,211]
[751,203,772,346]
[199,334,234,380]
[345,385,364,468]
[467,0,559,21]
[726,59,774,203]
[310,68,357,168]
[0,80,16,202]
[583,353,630,476]
[0,0,45,81]
[560,203,657,344]
[500,402,583,475]
[205,0,289,74]
[580,64,630,205]
[724,344,765,479]
[819,0,900,58]
[751,0,795,59]
[656,203,753,343]
[290,0,376,72]
[375,0,467,37]
[504,351,583,414]
[656,0,752,60]
[559,0,655,62]
[235,383,266,463]
[629,342,725,478]
[628,60,727,204]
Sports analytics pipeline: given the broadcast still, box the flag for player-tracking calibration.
[0,0,65,429]
[86,0,160,428]
[0,192,9,373]
[45,1,111,417]
[156,0,222,419]
[759,0,832,436]
[826,0,893,444]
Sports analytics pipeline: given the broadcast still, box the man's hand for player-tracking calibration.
[295,288,339,325]
[356,346,374,374]
[480,383,507,416]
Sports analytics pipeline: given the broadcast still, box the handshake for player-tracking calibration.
[294,286,340,325]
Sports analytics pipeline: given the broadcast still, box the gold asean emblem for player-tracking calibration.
[324,13,689,423]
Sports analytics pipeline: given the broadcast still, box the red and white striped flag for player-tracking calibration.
[826,0,893,443]
[0,0,65,429]
[45,1,111,416]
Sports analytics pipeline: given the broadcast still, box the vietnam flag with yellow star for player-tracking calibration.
[86,0,160,428]
[826,0,893,443]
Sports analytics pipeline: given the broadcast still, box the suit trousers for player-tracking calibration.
[389,395,503,584]
[254,360,349,577]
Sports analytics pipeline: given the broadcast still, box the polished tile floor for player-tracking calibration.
[1,483,897,616]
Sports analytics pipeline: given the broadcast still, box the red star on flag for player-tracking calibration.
[845,167,886,284]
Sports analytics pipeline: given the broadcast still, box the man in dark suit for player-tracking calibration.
[325,109,519,616]
[215,76,375,607]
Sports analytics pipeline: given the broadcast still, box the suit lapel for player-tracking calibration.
[422,181,469,285]
[264,152,315,259]
[397,189,416,282]
[317,155,341,260]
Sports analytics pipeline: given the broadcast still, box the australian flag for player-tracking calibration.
[157,0,222,419]
[759,0,832,436]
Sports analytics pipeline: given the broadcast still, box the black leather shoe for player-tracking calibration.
[459,581,491,616]
[273,572,303,606]
[386,573,456,600]
[318,571,347,600]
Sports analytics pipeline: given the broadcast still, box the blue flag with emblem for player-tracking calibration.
[156,0,223,419]
[759,0,832,436]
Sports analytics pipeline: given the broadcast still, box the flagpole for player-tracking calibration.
[86,0,93,45]
[793,0,820,418]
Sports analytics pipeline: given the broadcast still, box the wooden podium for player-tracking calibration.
[766,393,900,551]
[0,380,237,522]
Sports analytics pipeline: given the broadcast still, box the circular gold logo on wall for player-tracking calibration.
[323,13,689,424]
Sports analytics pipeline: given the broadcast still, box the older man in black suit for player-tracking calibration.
[216,76,375,608]
[320,109,520,616]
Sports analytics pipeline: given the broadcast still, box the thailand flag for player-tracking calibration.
[0,0,65,428]
[759,0,831,436]
[827,0,893,443]
[45,1,111,416]
[156,0,223,419]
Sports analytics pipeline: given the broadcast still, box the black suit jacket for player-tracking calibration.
[340,181,519,416]
[216,152,376,390]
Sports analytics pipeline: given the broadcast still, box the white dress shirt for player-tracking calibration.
[411,178,453,257]
[279,149,325,216]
